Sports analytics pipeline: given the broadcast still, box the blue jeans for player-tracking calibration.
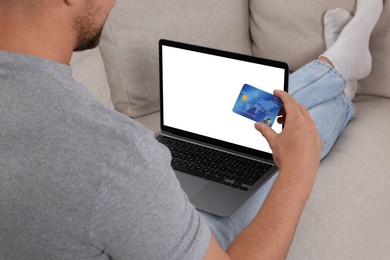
[198,60,356,249]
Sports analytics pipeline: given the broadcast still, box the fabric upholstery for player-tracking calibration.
[134,111,160,134]
[99,0,252,118]
[71,48,114,109]
[287,96,390,260]
[250,0,390,99]
[250,0,355,71]
[359,2,390,98]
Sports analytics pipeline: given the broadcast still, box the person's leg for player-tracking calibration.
[198,173,278,250]
[323,7,358,100]
[290,0,384,105]
[289,60,356,159]
[310,95,356,158]
[289,60,345,109]
[290,0,383,158]
[321,0,383,81]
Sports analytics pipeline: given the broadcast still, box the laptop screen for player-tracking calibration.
[160,40,288,155]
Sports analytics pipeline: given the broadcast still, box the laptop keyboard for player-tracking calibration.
[156,135,273,191]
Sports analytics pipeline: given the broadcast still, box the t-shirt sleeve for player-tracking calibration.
[88,133,211,260]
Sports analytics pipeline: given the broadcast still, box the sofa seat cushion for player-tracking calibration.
[99,0,252,119]
[287,95,390,259]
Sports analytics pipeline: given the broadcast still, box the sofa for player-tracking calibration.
[70,1,390,259]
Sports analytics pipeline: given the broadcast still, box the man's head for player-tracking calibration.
[0,0,116,63]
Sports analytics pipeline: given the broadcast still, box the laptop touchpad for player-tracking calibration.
[174,171,208,198]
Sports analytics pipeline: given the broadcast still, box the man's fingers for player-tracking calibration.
[274,90,313,126]
[277,106,286,117]
[273,90,300,117]
[277,116,286,124]
[254,122,277,146]
[298,103,311,119]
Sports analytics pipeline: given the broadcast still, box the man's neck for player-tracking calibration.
[0,7,75,64]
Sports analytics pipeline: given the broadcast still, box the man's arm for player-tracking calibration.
[204,90,322,260]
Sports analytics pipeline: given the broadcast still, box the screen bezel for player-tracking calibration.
[159,39,289,160]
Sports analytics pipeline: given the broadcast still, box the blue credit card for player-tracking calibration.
[232,84,283,126]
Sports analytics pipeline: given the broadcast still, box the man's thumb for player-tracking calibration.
[254,122,277,144]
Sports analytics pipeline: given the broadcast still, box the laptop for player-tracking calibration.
[156,39,289,217]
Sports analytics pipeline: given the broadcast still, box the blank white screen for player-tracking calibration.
[162,45,285,154]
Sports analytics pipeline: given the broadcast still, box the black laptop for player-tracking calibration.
[156,39,289,217]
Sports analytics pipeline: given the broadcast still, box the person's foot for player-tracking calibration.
[323,7,358,100]
[321,0,383,81]
[324,8,352,49]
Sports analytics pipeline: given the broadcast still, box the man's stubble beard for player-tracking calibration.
[73,14,106,52]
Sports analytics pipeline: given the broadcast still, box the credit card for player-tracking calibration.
[232,84,282,126]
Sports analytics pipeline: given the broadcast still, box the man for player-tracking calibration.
[0,0,324,259]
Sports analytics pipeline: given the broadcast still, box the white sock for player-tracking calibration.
[321,0,383,81]
[323,7,358,100]
[324,8,352,49]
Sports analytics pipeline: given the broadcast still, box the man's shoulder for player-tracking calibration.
[0,50,164,184]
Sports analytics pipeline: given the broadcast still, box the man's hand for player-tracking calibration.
[204,90,322,260]
[255,90,322,186]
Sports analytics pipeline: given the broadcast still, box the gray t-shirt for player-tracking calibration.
[0,51,210,259]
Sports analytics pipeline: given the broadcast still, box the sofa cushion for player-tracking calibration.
[134,111,161,134]
[99,0,252,118]
[359,2,390,99]
[287,95,390,259]
[71,48,114,109]
[250,0,390,99]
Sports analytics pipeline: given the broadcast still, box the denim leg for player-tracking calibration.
[198,60,356,248]
[289,60,346,108]
[289,60,356,159]
[198,173,278,250]
[306,95,356,158]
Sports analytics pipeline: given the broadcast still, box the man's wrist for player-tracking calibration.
[275,169,316,200]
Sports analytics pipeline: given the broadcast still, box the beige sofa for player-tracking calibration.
[71,1,390,259]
